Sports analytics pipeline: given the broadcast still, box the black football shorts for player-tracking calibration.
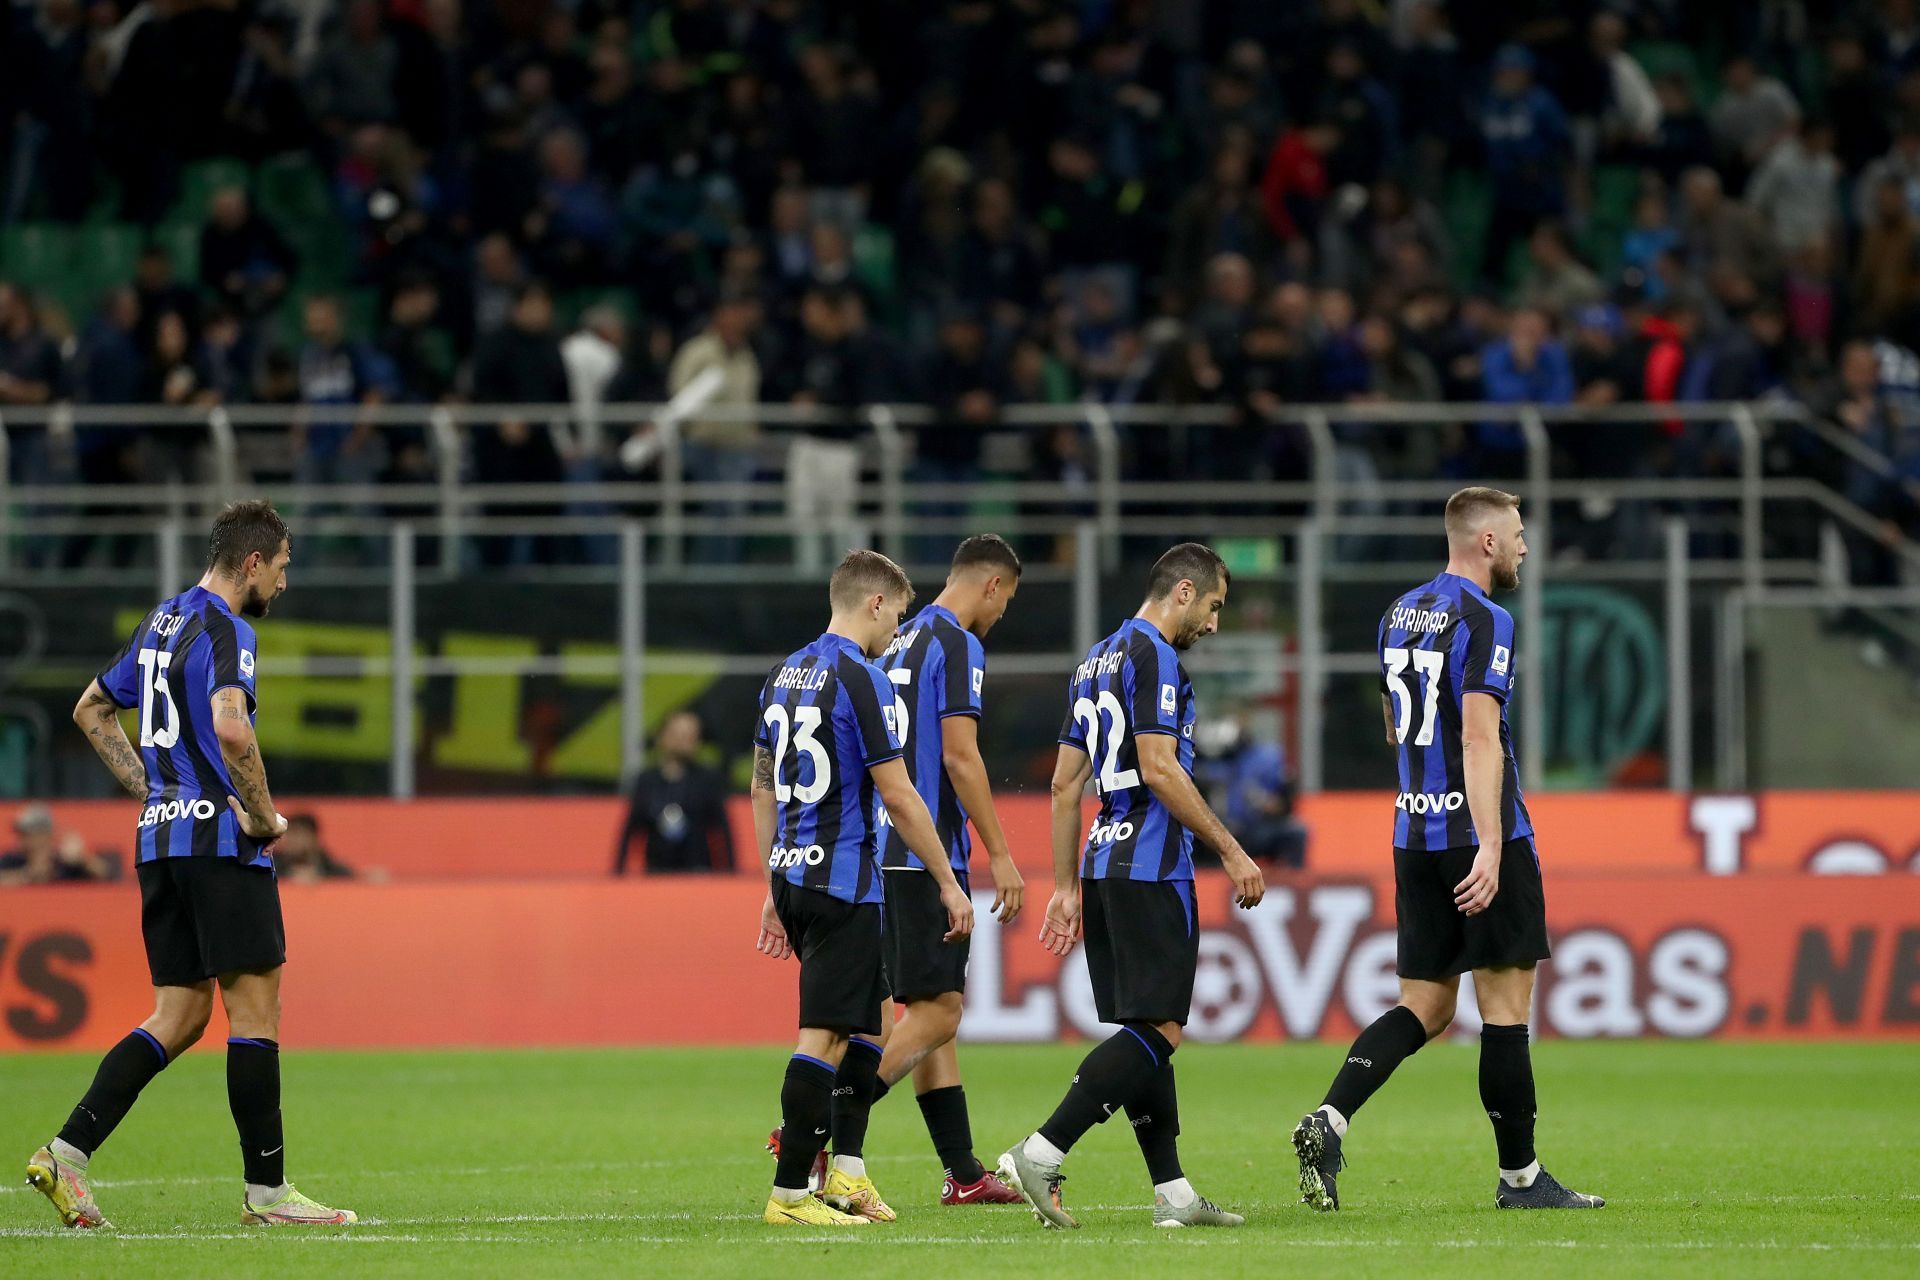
[772,878,886,1036]
[1394,837,1551,979]
[138,856,286,986]
[1082,875,1200,1025]
[882,867,970,1002]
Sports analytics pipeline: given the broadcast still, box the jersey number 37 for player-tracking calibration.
[1383,646,1443,747]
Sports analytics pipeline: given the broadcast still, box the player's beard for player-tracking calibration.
[1492,553,1521,591]
[1172,606,1209,650]
[240,584,274,618]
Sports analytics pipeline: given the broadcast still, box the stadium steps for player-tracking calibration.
[1749,608,1920,787]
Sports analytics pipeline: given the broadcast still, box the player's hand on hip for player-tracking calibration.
[939,882,975,943]
[1225,852,1266,908]
[755,893,793,960]
[226,797,288,842]
[989,855,1026,924]
[1454,841,1502,916]
[1038,887,1082,957]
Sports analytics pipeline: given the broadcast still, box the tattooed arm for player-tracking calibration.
[72,680,147,801]
[212,687,286,839]
[750,743,791,959]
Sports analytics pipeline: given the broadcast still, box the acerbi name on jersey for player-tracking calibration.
[138,798,220,827]
[1396,789,1465,814]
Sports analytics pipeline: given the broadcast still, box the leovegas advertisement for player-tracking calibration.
[0,872,1915,1052]
[6,791,1920,880]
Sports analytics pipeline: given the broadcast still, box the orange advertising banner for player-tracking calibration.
[5,791,1920,880]
[0,872,1915,1053]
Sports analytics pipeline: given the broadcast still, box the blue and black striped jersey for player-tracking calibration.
[876,604,985,873]
[1379,572,1533,852]
[1058,617,1198,882]
[96,585,271,867]
[753,632,905,905]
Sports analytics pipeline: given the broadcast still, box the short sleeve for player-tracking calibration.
[96,620,146,710]
[938,625,985,719]
[751,668,777,749]
[1376,612,1390,696]
[1459,604,1516,702]
[842,660,905,767]
[1125,634,1181,737]
[1057,668,1088,750]
[207,611,259,710]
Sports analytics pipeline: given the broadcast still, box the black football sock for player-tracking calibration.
[1322,1005,1429,1122]
[916,1085,983,1184]
[776,1053,835,1191]
[56,1028,171,1155]
[830,1036,883,1162]
[870,1076,892,1105]
[1126,1063,1183,1184]
[1038,1023,1173,1153]
[1479,1023,1538,1171]
[226,1037,285,1189]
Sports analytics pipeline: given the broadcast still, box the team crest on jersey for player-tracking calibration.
[1491,645,1510,675]
[1160,683,1177,713]
[972,667,983,697]
[239,649,255,678]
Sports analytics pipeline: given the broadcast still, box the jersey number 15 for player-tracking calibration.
[1383,647,1443,747]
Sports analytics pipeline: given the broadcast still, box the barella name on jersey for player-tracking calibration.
[138,798,219,827]
[770,665,830,693]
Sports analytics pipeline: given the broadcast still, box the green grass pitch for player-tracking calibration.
[2,1041,1916,1277]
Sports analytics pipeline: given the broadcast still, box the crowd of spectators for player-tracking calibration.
[3,0,1920,573]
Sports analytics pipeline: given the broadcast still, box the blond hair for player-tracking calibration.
[1444,487,1520,543]
[829,549,913,612]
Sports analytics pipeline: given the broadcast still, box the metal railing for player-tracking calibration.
[4,399,1913,580]
[6,400,1916,800]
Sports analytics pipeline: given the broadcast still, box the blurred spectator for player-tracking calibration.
[1200,717,1307,869]
[1479,45,1570,286]
[1709,55,1801,180]
[0,806,117,884]
[1480,308,1573,472]
[305,0,399,136]
[1746,122,1841,253]
[1622,188,1681,299]
[293,294,385,485]
[1854,177,1920,344]
[1677,167,1779,294]
[1853,122,1920,225]
[785,287,864,570]
[528,130,619,287]
[1513,221,1605,322]
[133,245,200,354]
[275,813,353,882]
[668,291,763,564]
[613,711,735,874]
[1646,75,1715,186]
[471,282,568,564]
[199,187,296,321]
[561,304,626,472]
[1168,134,1271,299]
